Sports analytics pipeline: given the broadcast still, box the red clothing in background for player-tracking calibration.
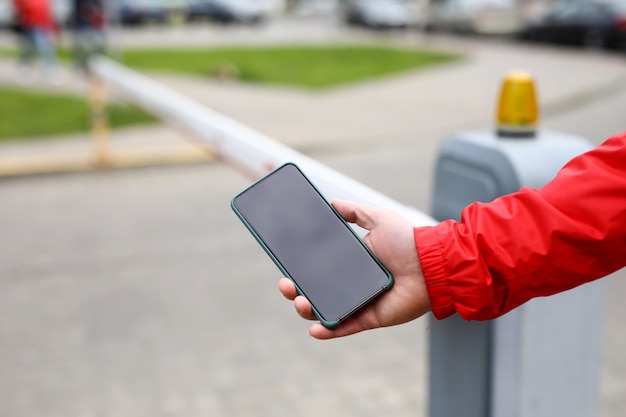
[13,0,54,29]
[416,130,626,321]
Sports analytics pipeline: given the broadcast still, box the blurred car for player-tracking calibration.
[424,0,523,35]
[115,0,187,25]
[344,0,411,29]
[292,0,339,17]
[186,0,267,24]
[519,0,626,50]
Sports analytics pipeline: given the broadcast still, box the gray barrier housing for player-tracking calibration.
[429,129,605,417]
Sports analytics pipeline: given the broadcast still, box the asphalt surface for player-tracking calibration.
[0,22,625,417]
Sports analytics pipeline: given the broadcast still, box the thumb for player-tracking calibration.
[331,199,377,231]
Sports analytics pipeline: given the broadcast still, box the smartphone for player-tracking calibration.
[231,162,394,329]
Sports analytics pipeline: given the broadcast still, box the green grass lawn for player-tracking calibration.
[0,86,155,142]
[120,44,460,89]
[0,44,461,141]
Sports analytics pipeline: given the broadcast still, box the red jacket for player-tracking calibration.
[13,0,54,29]
[415,130,626,321]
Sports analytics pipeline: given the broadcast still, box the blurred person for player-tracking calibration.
[12,0,61,83]
[278,130,626,339]
[71,0,107,73]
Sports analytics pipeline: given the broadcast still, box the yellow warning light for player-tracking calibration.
[496,70,539,137]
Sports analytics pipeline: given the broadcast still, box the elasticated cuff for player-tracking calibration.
[414,226,456,320]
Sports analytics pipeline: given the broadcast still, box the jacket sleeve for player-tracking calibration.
[415,130,626,321]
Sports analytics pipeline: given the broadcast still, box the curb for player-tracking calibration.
[0,144,215,178]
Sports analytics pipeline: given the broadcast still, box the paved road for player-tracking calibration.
[0,23,625,417]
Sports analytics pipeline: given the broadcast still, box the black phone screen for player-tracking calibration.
[231,163,392,327]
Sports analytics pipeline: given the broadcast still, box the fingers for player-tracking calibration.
[308,312,379,339]
[278,277,376,339]
[278,278,316,320]
[278,277,298,300]
[294,296,316,320]
[331,199,377,231]
[309,321,363,340]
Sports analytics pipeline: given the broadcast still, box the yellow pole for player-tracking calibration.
[88,74,110,167]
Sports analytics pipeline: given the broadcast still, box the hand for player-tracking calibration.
[278,199,432,339]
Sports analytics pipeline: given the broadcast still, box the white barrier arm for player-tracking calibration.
[90,56,436,227]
